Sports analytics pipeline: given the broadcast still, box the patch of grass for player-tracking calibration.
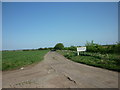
[2,50,49,71]
[0,51,2,70]
[57,50,120,72]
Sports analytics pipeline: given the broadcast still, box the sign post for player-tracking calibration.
[77,51,80,56]
[77,47,86,55]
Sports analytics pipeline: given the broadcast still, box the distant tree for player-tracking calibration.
[114,42,120,54]
[63,47,69,50]
[68,46,77,51]
[85,40,100,52]
[38,48,44,50]
[54,43,64,50]
[38,47,49,50]
[48,47,53,50]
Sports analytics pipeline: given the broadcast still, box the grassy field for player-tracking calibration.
[0,51,1,70]
[57,50,120,72]
[2,50,49,71]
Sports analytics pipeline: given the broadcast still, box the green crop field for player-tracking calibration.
[2,50,49,71]
[57,50,120,72]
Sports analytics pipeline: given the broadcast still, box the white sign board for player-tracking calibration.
[77,47,86,52]
[77,47,86,55]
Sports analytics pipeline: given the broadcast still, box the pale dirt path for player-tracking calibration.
[2,51,118,88]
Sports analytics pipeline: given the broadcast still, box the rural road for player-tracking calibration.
[2,51,118,88]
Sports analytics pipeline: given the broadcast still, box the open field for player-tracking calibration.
[0,51,1,70]
[57,50,120,72]
[2,50,49,71]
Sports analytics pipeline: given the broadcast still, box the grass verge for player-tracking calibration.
[2,50,49,71]
[57,50,120,72]
[0,51,1,70]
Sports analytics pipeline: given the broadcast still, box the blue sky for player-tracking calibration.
[2,2,118,50]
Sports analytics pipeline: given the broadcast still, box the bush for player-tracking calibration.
[85,40,100,53]
[85,41,120,54]
[68,46,77,51]
[63,47,69,50]
[114,42,120,54]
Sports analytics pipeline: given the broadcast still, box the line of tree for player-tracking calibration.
[53,43,77,51]
[53,41,120,54]
[19,41,120,54]
[85,40,120,54]
[38,47,53,50]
